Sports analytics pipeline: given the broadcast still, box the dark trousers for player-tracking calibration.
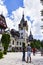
[22,52,25,61]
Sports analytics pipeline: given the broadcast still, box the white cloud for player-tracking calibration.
[11,7,25,30]
[0,5,8,17]
[24,0,42,22]
[0,0,43,40]
[11,7,23,30]
[11,7,31,32]
[23,0,43,40]
[0,0,4,5]
[6,17,15,30]
[0,0,14,30]
[0,0,8,17]
[10,0,43,40]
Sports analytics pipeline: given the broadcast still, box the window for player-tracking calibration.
[41,10,43,16]
[41,19,43,21]
[20,42,21,45]
[17,47,18,50]
[2,29,4,32]
[17,41,18,45]
[0,29,2,33]
[12,40,14,45]
[20,47,21,50]
[21,33,23,35]
[21,36,23,39]
[0,29,1,31]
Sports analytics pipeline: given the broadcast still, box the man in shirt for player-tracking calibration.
[26,44,31,63]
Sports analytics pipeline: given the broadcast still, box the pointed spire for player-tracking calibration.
[22,11,24,17]
[28,29,33,42]
[22,12,24,22]
[30,29,31,34]
[20,12,25,23]
[30,30,32,35]
[30,29,33,36]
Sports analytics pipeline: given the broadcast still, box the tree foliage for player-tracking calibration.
[30,39,41,49]
[0,51,3,59]
[1,33,10,54]
[41,40,43,48]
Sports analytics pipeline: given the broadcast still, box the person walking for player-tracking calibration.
[26,44,31,63]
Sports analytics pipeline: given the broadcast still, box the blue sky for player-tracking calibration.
[0,0,43,40]
[4,0,23,15]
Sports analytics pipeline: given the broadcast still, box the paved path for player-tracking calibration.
[0,52,43,65]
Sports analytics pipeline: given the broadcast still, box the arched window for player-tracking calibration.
[12,40,14,45]
[20,42,21,45]
[17,41,18,45]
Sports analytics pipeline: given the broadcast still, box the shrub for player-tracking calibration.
[0,51,3,59]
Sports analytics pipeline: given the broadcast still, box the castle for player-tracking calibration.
[0,14,33,51]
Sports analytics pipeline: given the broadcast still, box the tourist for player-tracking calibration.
[22,42,25,61]
[26,44,31,63]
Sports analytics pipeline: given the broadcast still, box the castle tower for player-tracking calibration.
[19,13,28,45]
[27,30,33,45]
[29,30,33,42]
[19,13,28,31]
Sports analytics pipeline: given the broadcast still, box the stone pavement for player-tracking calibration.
[0,52,43,65]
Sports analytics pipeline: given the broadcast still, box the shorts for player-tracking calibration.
[27,51,31,57]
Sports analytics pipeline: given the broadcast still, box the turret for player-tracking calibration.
[19,13,28,31]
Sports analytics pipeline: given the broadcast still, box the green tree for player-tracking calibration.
[35,40,41,49]
[30,39,41,49]
[0,51,3,59]
[1,33,10,54]
[41,40,43,48]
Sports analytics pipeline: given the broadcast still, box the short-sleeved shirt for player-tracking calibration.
[27,46,31,52]
[27,46,31,57]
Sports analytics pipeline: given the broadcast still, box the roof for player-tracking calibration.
[0,14,7,29]
[19,14,28,28]
[20,13,25,24]
[27,31,33,42]
[10,29,20,37]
